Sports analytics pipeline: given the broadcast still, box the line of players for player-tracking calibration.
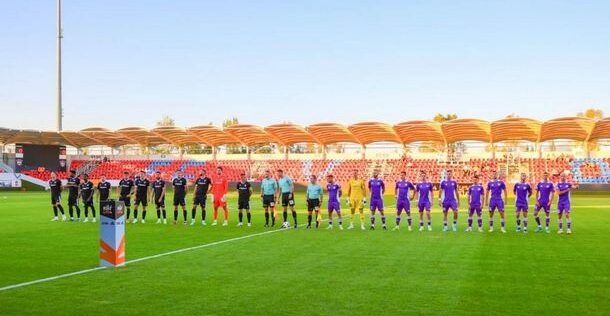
[48,167,231,226]
[48,167,576,234]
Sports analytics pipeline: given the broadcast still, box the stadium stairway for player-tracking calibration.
[0,161,14,173]
[73,160,101,175]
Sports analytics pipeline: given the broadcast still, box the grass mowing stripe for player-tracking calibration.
[0,226,289,292]
[0,208,358,293]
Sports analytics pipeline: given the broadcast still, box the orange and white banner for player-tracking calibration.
[99,200,126,267]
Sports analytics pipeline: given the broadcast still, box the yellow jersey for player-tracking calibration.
[347,179,365,198]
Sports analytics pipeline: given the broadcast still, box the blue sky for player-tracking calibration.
[1,0,609,131]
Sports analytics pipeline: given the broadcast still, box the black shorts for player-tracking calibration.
[262,195,275,208]
[51,194,61,204]
[307,199,320,212]
[82,199,94,207]
[68,194,78,206]
[238,198,250,210]
[135,195,148,207]
[281,192,295,207]
[119,196,131,207]
[154,196,165,207]
[173,195,186,206]
[193,195,207,207]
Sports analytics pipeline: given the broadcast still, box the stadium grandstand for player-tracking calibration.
[1,116,610,187]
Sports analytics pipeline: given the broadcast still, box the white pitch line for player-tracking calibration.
[0,266,106,292]
[0,227,287,292]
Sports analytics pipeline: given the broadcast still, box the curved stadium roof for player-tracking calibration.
[490,118,542,143]
[1,117,608,147]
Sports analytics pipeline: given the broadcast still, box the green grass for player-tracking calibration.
[0,190,609,315]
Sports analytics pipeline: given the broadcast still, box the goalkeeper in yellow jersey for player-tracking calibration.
[346,170,367,230]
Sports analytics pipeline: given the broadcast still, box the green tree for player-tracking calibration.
[577,108,604,152]
[577,108,604,121]
[433,113,458,123]
[156,115,176,127]
[223,117,247,154]
[420,113,458,154]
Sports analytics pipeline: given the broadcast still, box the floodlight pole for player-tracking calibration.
[56,0,63,131]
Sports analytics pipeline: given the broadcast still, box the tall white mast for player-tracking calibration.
[56,0,63,131]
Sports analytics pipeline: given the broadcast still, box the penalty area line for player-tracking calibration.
[0,227,287,293]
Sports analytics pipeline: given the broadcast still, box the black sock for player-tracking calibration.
[191,208,196,220]
[202,209,206,221]
[91,206,96,218]
[134,209,138,219]
[238,211,243,223]
[162,208,167,219]
[271,213,275,225]
[75,206,81,218]
[292,211,297,225]
[126,208,131,219]
[182,210,187,221]
[174,210,178,221]
[247,212,251,223]
[53,206,58,216]
[315,214,320,228]
[84,206,89,218]
[57,205,65,214]
[308,214,312,226]
[283,211,288,222]
[68,205,74,218]
[156,208,161,219]
[265,212,269,225]
[142,210,146,219]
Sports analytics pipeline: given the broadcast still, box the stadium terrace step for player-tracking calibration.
[46,157,608,185]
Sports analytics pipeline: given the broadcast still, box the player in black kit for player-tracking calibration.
[66,170,81,221]
[152,171,167,224]
[117,171,135,222]
[79,173,96,223]
[97,174,111,201]
[172,170,188,225]
[133,171,151,224]
[49,172,66,221]
[191,170,211,226]
[236,172,252,227]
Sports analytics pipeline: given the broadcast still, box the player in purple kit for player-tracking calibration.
[439,170,460,232]
[368,170,387,230]
[326,175,343,230]
[415,172,434,231]
[485,171,507,233]
[513,173,533,233]
[556,173,575,234]
[393,171,415,231]
[534,171,554,233]
[466,175,484,232]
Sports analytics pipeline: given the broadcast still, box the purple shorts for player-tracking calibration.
[418,201,431,212]
[396,200,410,214]
[489,199,504,212]
[515,203,528,213]
[535,202,551,213]
[328,201,341,213]
[370,198,384,211]
[469,207,482,216]
[558,202,571,214]
[442,200,458,212]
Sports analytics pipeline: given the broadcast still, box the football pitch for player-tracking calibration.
[0,191,608,315]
